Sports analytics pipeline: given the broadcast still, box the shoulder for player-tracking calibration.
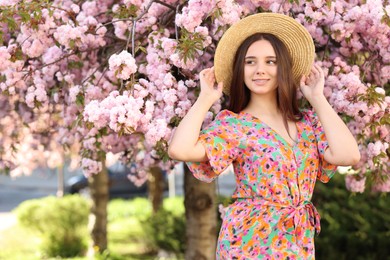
[214,109,241,123]
[300,108,321,128]
[205,110,244,133]
[300,108,314,117]
[300,108,317,121]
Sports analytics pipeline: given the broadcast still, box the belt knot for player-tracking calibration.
[237,198,321,235]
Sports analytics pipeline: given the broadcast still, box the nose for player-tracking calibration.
[255,63,265,75]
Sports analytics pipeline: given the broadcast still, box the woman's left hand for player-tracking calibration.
[300,64,325,103]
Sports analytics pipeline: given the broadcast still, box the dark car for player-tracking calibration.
[65,163,164,198]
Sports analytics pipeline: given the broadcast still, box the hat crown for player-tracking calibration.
[214,13,315,95]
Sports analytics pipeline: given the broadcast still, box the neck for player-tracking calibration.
[244,91,279,116]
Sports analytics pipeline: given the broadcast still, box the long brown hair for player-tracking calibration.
[227,33,303,127]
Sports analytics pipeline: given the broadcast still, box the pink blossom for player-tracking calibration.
[108,50,138,80]
[81,158,103,177]
[380,66,390,80]
[372,177,390,193]
[69,85,81,103]
[378,125,389,141]
[170,53,199,71]
[0,0,388,193]
[367,141,389,158]
[161,38,178,58]
[175,0,214,32]
[0,0,19,6]
[215,0,243,25]
[70,4,80,13]
[345,174,366,193]
[83,100,110,129]
[0,47,11,72]
[145,119,170,146]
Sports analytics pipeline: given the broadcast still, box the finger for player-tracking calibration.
[310,66,319,77]
[200,70,207,79]
[300,75,307,86]
[201,69,211,80]
[314,64,324,75]
[316,65,324,77]
[207,72,215,82]
[216,81,223,92]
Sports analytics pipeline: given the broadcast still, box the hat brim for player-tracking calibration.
[214,13,315,95]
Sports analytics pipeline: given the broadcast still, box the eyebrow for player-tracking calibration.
[244,56,277,59]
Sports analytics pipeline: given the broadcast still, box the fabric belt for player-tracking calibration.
[237,198,321,235]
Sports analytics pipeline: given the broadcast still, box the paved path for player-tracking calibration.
[0,167,79,232]
[0,167,73,212]
[0,212,17,232]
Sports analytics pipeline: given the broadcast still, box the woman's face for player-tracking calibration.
[244,39,278,96]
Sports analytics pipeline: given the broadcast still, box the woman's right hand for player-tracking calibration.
[198,67,223,105]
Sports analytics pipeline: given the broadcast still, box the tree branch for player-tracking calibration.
[154,0,176,11]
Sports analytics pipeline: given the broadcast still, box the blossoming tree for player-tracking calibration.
[1,0,389,258]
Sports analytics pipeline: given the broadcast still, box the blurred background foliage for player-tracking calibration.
[3,173,390,259]
[14,195,90,258]
[313,173,390,260]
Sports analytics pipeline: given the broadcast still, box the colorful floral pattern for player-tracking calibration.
[187,109,337,259]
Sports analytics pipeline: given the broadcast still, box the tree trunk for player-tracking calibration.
[184,164,217,260]
[148,166,165,213]
[88,156,108,254]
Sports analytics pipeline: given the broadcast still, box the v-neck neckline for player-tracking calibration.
[239,111,301,148]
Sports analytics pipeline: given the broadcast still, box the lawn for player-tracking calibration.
[0,197,184,260]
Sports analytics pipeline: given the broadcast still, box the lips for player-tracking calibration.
[253,79,269,85]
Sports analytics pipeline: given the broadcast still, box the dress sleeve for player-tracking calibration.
[306,109,337,183]
[186,110,242,183]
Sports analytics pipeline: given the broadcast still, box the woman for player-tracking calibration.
[168,13,360,259]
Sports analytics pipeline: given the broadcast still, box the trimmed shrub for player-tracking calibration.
[108,197,185,256]
[14,194,90,258]
[141,208,186,254]
[313,173,390,260]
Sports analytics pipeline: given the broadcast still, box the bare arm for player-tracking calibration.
[168,67,223,162]
[300,64,361,166]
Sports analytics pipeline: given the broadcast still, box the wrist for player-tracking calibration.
[195,95,215,111]
[307,95,328,107]
[197,93,217,108]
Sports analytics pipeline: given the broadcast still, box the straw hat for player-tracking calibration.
[214,13,315,95]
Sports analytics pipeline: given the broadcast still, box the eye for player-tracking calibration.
[267,60,277,65]
[245,59,255,65]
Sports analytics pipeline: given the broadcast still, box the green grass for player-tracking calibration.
[0,220,172,260]
[0,197,183,260]
[0,224,42,260]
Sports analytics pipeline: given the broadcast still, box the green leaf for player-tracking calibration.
[85,122,94,130]
[97,150,106,161]
[69,39,75,49]
[381,8,390,26]
[100,127,108,136]
[0,74,5,83]
[34,99,42,109]
[169,116,182,127]
[70,114,82,129]
[0,31,3,46]
[75,93,85,106]
[136,46,147,54]
[6,16,18,31]
[118,127,124,137]
[19,11,30,22]
[177,30,205,64]
[68,61,84,69]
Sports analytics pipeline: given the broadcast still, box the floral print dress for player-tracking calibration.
[187,109,337,260]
